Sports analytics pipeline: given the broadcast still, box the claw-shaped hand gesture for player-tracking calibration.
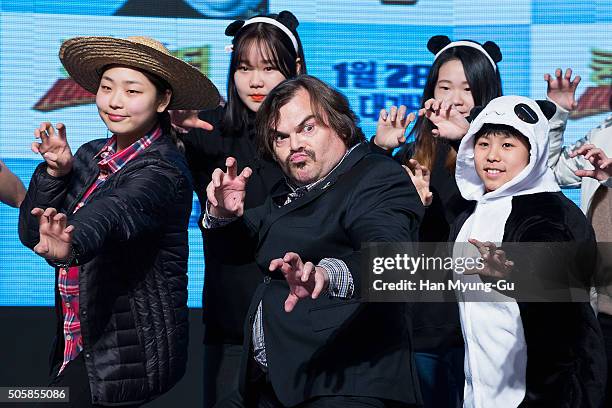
[32,122,73,177]
[374,105,416,150]
[31,207,74,262]
[419,99,469,141]
[403,159,433,206]
[269,252,329,312]
[465,239,514,279]
[169,110,213,133]
[571,144,612,181]
[206,157,252,218]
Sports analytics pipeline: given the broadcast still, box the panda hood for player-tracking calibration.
[455,95,560,203]
[453,96,561,408]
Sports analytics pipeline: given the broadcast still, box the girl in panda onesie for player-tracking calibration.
[447,95,606,407]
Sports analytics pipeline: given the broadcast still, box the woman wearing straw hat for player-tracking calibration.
[18,36,219,406]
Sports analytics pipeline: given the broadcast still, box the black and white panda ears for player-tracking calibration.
[427,35,452,55]
[277,10,299,31]
[225,20,245,36]
[225,10,299,37]
[535,100,556,120]
[468,106,485,122]
[427,35,503,65]
[482,41,502,64]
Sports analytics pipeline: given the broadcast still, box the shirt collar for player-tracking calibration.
[285,143,360,193]
[94,125,162,174]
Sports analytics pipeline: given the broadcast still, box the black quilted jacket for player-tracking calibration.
[19,135,192,405]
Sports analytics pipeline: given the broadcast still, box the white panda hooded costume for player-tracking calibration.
[451,96,606,407]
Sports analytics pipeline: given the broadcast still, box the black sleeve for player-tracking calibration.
[179,106,225,158]
[242,200,270,238]
[18,163,72,249]
[340,158,424,294]
[367,136,394,157]
[65,161,189,264]
[494,219,593,302]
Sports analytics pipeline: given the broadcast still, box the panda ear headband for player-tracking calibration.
[427,35,502,71]
[225,11,300,53]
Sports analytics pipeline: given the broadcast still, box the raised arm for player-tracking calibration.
[571,144,612,186]
[0,159,26,208]
[340,159,424,294]
[550,127,600,188]
[206,156,252,218]
[19,122,75,247]
[373,105,416,150]
[544,68,580,167]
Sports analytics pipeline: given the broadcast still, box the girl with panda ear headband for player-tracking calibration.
[172,11,307,408]
[374,35,505,243]
[370,35,580,408]
[374,34,579,240]
[374,35,502,242]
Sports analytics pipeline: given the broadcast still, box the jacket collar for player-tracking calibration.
[257,142,368,240]
[270,142,368,202]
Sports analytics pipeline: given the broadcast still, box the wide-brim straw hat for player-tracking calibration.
[59,36,220,110]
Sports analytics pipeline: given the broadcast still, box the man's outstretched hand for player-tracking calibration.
[269,252,329,312]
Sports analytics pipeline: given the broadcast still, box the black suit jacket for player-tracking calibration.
[237,143,424,406]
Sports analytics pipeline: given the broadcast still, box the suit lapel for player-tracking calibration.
[257,143,369,241]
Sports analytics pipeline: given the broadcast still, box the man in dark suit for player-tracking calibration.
[207,75,424,407]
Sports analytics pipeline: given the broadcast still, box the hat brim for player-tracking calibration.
[59,36,220,110]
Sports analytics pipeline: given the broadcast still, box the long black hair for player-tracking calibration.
[223,13,307,133]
